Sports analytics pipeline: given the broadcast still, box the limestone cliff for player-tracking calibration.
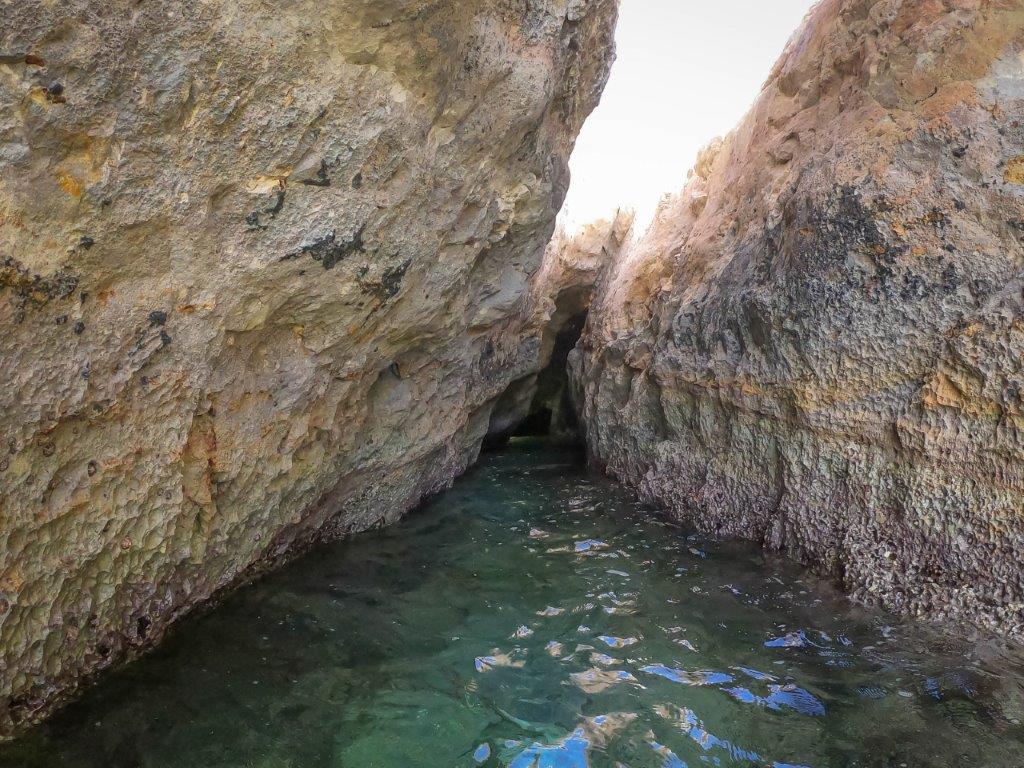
[0,0,617,733]
[573,0,1024,636]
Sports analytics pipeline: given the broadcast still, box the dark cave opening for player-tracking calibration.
[511,406,555,438]
[512,310,587,438]
[484,303,589,450]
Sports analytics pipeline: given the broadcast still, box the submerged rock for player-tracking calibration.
[572,0,1024,635]
[0,0,616,735]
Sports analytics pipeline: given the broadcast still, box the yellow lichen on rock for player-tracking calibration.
[1004,155,1024,184]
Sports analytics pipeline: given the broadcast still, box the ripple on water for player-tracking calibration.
[641,664,734,687]
[597,635,639,650]
[2,442,1024,768]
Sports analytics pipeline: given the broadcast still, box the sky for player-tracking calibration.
[561,0,819,232]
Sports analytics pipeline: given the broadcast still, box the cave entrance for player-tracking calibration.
[483,280,593,451]
[512,309,587,439]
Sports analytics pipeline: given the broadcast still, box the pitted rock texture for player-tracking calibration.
[572,0,1024,636]
[0,0,616,734]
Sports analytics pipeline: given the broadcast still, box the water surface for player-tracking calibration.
[4,440,1024,767]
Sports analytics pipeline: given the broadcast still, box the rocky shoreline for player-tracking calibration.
[6,0,1024,739]
[570,0,1024,637]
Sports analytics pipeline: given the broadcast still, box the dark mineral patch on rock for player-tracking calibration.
[1,257,79,306]
[379,259,411,297]
[281,226,367,270]
[300,161,332,188]
[245,188,287,230]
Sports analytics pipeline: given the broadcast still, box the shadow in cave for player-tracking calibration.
[484,307,589,450]
[515,311,587,438]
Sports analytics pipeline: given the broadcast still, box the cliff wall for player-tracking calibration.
[573,0,1024,636]
[0,0,616,733]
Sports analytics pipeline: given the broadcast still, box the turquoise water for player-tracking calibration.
[3,440,1024,767]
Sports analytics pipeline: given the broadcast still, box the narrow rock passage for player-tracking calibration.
[2,441,1023,767]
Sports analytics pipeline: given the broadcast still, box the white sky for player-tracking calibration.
[562,0,818,231]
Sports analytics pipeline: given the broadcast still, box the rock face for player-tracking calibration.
[0,0,616,733]
[573,0,1024,636]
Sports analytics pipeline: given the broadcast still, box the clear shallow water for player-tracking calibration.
[4,441,1024,768]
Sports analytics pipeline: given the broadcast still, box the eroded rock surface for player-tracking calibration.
[573,0,1024,635]
[0,0,616,733]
